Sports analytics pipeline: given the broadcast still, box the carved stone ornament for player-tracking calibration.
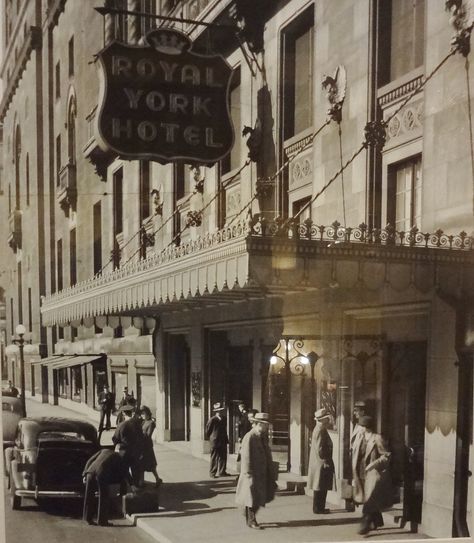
[445,0,472,56]
[322,65,347,123]
[151,189,163,216]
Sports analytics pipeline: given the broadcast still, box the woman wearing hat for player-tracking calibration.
[307,408,335,514]
[352,415,392,535]
[235,412,277,529]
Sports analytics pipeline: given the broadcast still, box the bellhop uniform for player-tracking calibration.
[205,405,229,477]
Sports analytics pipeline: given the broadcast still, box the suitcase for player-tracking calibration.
[122,488,160,516]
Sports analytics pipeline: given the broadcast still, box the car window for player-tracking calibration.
[38,431,88,441]
[2,402,14,412]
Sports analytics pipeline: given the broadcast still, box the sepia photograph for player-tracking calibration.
[0,1,473,542]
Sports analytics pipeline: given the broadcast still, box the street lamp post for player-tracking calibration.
[7,324,28,417]
[270,337,311,473]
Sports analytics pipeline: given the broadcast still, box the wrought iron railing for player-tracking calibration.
[42,217,473,305]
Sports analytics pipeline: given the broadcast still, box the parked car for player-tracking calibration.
[2,396,23,449]
[5,417,99,510]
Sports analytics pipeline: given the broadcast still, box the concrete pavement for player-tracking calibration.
[24,397,430,543]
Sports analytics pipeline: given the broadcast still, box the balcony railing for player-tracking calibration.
[7,209,22,252]
[57,161,77,215]
[41,216,473,326]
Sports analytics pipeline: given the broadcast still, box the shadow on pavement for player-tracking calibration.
[151,506,237,518]
[262,517,361,529]
[159,479,236,512]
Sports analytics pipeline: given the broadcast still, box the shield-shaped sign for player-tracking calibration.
[95,28,234,165]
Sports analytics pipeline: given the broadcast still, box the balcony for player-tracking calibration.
[82,107,115,182]
[57,161,77,215]
[7,209,22,252]
[40,217,474,327]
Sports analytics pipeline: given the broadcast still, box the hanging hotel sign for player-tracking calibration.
[95,28,234,165]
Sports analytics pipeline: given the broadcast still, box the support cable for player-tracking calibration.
[338,123,347,227]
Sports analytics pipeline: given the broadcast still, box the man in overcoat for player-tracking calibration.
[351,415,392,535]
[82,449,130,526]
[205,402,229,477]
[113,404,144,486]
[98,384,115,432]
[235,412,277,529]
[307,408,335,514]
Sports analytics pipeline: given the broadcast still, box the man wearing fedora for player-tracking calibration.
[235,412,277,529]
[205,402,230,478]
[307,408,335,514]
[113,404,144,486]
[352,415,392,535]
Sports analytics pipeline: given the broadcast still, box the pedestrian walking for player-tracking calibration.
[82,449,131,526]
[236,402,252,441]
[352,415,393,535]
[97,384,114,432]
[113,404,144,486]
[139,405,162,487]
[235,412,277,530]
[205,402,229,478]
[307,408,335,514]
[115,386,135,425]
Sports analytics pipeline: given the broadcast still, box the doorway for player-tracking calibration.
[384,341,427,528]
[167,334,190,441]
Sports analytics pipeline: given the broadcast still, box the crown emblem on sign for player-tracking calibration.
[146,29,190,55]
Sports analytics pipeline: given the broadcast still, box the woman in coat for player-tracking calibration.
[139,406,162,487]
[235,412,277,529]
[307,408,335,514]
[352,415,392,535]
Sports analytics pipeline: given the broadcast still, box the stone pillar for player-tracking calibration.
[153,323,166,442]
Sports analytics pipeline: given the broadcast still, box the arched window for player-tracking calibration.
[67,98,76,164]
[14,125,21,209]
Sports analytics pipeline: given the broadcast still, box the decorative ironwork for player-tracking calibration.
[363,120,387,150]
[186,210,203,227]
[322,65,346,123]
[191,371,201,407]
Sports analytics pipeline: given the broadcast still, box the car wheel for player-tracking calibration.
[10,479,21,510]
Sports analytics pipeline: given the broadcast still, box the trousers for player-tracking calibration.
[313,490,328,513]
[209,445,227,476]
[83,473,110,526]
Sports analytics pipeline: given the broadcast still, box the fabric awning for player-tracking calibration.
[30,355,71,366]
[49,354,105,369]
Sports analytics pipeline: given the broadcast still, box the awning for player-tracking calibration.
[49,354,105,369]
[30,354,105,369]
[30,355,70,366]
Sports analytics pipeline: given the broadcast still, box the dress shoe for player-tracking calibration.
[219,472,231,476]
[314,508,330,514]
[248,521,262,530]
[210,474,218,478]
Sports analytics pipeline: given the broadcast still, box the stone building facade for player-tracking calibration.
[0,0,473,538]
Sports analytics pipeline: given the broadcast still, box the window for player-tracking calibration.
[140,0,156,36]
[388,155,422,231]
[378,0,425,86]
[139,161,151,222]
[17,262,22,324]
[71,366,81,401]
[56,135,61,186]
[26,154,30,206]
[55,61,60,99]
[282,7,314,140]
[93,201,102,275]
[67,101,76,162]
[68,36,74,76]
[113,168,123,269]
[292,196,311,223]
[57,239,63,292]
[28,288,32,333]
[221,68,241,175]
[14,125,21,209]
[70,228,77,286]
[173,162,185,243]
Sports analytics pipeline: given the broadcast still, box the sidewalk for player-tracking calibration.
[25,398,429,543]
